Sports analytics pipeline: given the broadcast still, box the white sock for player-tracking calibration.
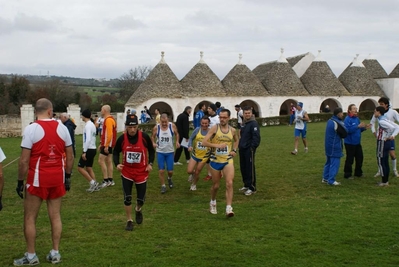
[27,253,36,259]
[50,249,59,256]
[167,177,171,180]
[210,200,216,205]
[392,159,397,171]
[226,205,232,211]
[162,184,166,187]
[90,180,95,185]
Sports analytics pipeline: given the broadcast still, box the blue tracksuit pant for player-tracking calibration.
[323,156,341,185]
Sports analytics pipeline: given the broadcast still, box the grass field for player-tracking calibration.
[1,121,399,267]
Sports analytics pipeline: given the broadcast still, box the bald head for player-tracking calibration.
[35,98,53,119]
[101,105,111,116]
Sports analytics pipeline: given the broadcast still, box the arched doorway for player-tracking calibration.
[193,100,213,116]
[359,99,377,112]
[320,99,340,113]
[279,99,297,116]
[239,100,261,117]
[149,101,174,121]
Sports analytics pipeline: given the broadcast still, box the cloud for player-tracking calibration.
[14,13,57,32]
[105,15,146,31]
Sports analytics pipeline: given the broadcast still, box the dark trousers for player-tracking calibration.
[377,140,390,183]
[239,147,257,191]
[174,136,190,162]
[344,143,363,178]
[122,176,147,206]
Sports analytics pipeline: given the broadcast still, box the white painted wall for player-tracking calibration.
[375,78,399,109]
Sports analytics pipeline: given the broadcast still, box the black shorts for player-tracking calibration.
[78,149,97,168]
[100,146,113,156]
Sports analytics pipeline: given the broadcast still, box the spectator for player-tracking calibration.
[174,106,192,165]
[60,113,77,157]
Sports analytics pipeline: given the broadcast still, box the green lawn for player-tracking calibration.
[1,122,399,267]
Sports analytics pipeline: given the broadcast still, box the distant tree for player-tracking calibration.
[0,75,9,114]
[118,65,152,101]
[79,93,92,111]
[8,76,30,105]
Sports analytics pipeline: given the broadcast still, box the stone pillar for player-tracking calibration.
[20,104,35,135]
[116,112,125,132]
[67,104,82,134]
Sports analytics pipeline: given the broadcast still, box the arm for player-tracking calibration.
[302,111,309,122]
[369,115,377,134]
[151,125,158,148]
[113,135,124,168]
[18,148,31,181]
[65,146,74,174]
[188,127,200,148]
[83,125,90,153]
[202,125,221,148]
[103,118,113,148]
[251,122,261,148]
[143,133,155,165]
[172,123,180,149]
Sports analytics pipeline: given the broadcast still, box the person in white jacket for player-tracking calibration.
[374,106,399,186]
[77,109,99,192]
[369,97,399,177]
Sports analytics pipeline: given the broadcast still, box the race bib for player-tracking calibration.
[215,146,228,155]
[159,136,171,144]
[196,141,206,150]
[126,152,142,164]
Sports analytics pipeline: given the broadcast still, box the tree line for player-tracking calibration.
[0,66,152,115]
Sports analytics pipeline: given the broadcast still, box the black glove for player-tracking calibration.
[65,173,71,191]
[16,180,24,199]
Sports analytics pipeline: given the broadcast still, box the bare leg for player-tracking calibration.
[24,192,43,253]
[167,171,173,179]
[159,170,165,185]
[302,138,308,148]
[78,167,93,182]
[124,205,132,222]
[46,197,62,251]
[210,168,221,201]
[86,167,96,181]
[98,154,108,179]
[193,161,206,186]
[223,164,235,206]
[294,136,299,150]
[106,154,113,178]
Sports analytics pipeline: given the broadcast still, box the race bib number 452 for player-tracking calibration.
[126,152,142,164]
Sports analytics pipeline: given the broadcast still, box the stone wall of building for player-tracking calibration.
[0,115,21,138]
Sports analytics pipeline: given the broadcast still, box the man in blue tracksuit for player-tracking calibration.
[193,102,206,129]
[323,108,347,186]
[343,104,368,179]
[238,106,261,195]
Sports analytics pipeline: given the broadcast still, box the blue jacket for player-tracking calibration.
[238,117,260,149]
[325,115,347,157]
[193,110,204,128]
[344,115,366,145]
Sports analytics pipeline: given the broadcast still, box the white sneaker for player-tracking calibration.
[244,189,256,196]
[188,174,193,182]
[238,187,248,192]
[86,182,99,193]
[109,180,115,186]
[374,171,381,177]
[304,147,308,153]
[377,182,389,187]
[190,184,197,191]
[174,162,183,166]
[225,206,234,217]
[394,170,399,177]
[329,181,341,186]
[322,179,328,184]
[99,181,108,189]
[209,202,217,214]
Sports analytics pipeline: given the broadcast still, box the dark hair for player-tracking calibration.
[219,108,231,117]
[184,106,192,112]
[378,97,390,106]
[201,116,210,123]
[198,102,205,109]
[155,108,160,112]
[376,106,386,115]
[215,102,221,108]
[347,104,356,113]
[242,106,252,111]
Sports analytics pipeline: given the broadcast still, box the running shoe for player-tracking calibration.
[174,162,182,166]
[135,209,143,225]
[190,184,197,191]
[13,253,40,266]
[187,174,193,182]
[244,189,256,196]
[86,182,99,193]
[125,220,133,231]
[46,251,62,264]
[167,178,174,188]
[160,185,167,194]
[225,206,234,217]
[203,175,212,181]
[209,202,217,214]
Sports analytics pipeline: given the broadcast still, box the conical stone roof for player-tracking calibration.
[222,55,269,96]
[362,56,388,78]
[301,52,350,96]
[253,61,309,96]
[389,63,399,78]
[126,52,183,107]
[338,56,385,96]
[180,52,226,97]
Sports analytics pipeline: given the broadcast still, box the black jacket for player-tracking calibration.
[64,119,76,154]
[239,116,260,149]
[176,111,190,139]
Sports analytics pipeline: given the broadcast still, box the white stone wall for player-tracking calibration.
[375,78,399,109]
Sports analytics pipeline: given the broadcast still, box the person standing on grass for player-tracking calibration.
[155,108,161,124]
[0,146,5,211]
[202,109,239,217]
[291,102,309,155]
[238,106,261,196]
[174,106,192,165]
[151,113,180,194]
[373,106,399,186]
[343,104,369,179]
[113,115,155,231]
[14,98,74,266]
[203,103,220,181]
[78,109,99,193]
[322,108,347,186]
[60,112,77,157]
[98,104,117,189]
[369,97,399,178]
[187,116,211,191]
[289,103,296,126]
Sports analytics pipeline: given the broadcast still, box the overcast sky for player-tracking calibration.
[0,0,398,80]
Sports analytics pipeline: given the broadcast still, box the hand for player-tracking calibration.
[16,180,24,199]
[104,147,109,155]
[82,153,87,161]
[117,164,124,171]
[218,143,227,149]
[358,122,365,128]
[146,164,153,172]
[65,173,71,191]
[176,142,181,149]
[188,147,193,152]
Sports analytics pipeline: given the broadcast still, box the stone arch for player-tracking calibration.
[193,100,213,114]
[239,99,261,117]
[359,99,377,112]
[320,98,341,113]
[279,99,297,116]
[149,101,174,121]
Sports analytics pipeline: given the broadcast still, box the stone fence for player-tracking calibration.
[0,104,126,138]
